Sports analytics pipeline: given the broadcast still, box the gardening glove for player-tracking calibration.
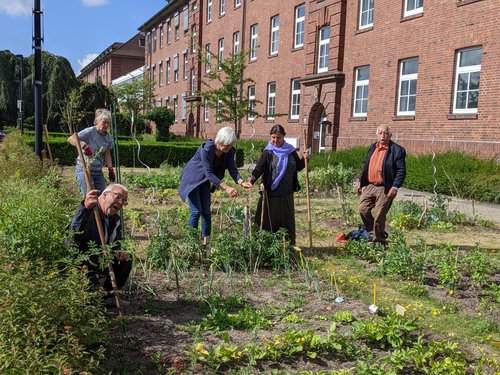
[108,167,116,182]
[82,144,92,156]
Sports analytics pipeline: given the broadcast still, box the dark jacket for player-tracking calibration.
[69,203,123,253]
[359,140,407,195]
[250,149,305,192]
[178,140,241,202]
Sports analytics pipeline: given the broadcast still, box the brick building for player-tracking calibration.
[78,33,145,86]
[138,0,499,157]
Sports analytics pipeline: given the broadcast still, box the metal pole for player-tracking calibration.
[33,0,43,158]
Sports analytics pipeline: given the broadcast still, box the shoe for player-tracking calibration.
[104,297,130,308]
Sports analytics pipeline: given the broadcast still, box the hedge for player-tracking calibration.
[26,137,244,168]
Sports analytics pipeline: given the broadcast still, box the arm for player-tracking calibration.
[199,143,222,188]
[226,148,242,184]
[387,146,406,199]
[104,148,113,169]
[248,151,268,184]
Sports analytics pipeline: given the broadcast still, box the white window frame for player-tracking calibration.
[159,24,164,49]
[167,19,171,44]
[404,0,423,17]
[233,31,240,55]
[152,28,157,52]
[207,0,212,22]
[294,4,305,49]
[173,54,179,82]
[204,99,209,121]
[159,61,163,87]
[453,47,482,114]
[247,85,256,120]
[317,26,330,73]
[166,58,171,84]
[183,52,188,79]
[218,38,224,69]
[181,94,187,120]
[250,24,258,61]
[235,0,241,8]
[290,78,300,120]
[205,44,211,73]
[191,68,196,93]
[173,97,179,121]
[220,0,226,16]
[359,0,374,29]
[267,82,276,120]
[270,15,279,56]
[397,58,418,116]
[192,25,197,53]
[353,66,369,117]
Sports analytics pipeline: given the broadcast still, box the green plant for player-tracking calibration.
[333,311,355,324]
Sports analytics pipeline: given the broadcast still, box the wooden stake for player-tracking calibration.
[43,124,53,162]
[302,129,313,248]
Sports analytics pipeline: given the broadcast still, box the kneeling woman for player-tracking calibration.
[178,127,251,245]
[247,125,308,245]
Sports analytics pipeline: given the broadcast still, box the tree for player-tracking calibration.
[111,75,156,117]
[196,49,265,138]
[144,107,175,142]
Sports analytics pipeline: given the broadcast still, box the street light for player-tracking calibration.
[16,54,24,134]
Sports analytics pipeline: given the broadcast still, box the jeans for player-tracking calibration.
[187,181,212,237]
[76,168,106,197]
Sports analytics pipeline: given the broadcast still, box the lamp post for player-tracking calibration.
[16,54,24,134]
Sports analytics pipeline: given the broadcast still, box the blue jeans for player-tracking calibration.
[187,181,212,237]
[76,168,106,197]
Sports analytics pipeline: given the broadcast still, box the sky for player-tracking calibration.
[0,0,167,74]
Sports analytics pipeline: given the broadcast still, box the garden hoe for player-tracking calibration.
[369,281,378,314]
[73,128,124,316]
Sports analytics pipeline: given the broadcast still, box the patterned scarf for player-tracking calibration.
[264,140,296,190]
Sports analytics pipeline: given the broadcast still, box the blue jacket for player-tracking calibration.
[359,141,407,194]
[178,140,241,202]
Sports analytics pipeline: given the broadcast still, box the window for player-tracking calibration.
[267,82,276,119]
[290,79,300,119]
[159,62,163,87]
[175,20,180,40]
[397,58,418,115]
[152,29,157,52]
[353,66,369,116]
[191,25,197,53]
[404,0,423,17]
[191,68,196,93]
[233,31,240,55]
[250,24,258,61]
[173,97,178,121]
[183,5,189,33]
[220,0,226,16]
[152,65,156,87]
[207,0,212,22]
[174,54,179,82]
[167,19,171,44]
[454,47,482,114]
[235,0,241,7]
[159,24,164,48]
[270,15,279,55]
[247,85,256,120]
[204,99,209,121]
[294,4,305,48]
[182,94,187,120]
[183,52,188,79]
[359,0,374,29]
[218,38,224,69]
[146,32,151,54]
[317,26,330,73]
[216,98,223,122]
[166,59,171,84]
[205,44,211,73]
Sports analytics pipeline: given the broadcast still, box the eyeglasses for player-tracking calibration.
[108,191,128,206]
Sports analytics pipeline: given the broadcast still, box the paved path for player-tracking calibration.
[396,187,500,225]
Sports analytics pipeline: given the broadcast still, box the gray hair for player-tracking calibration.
[94,108,112,124]
[103,183,128,194]
[376,124,392,135]
[214,126,237,146]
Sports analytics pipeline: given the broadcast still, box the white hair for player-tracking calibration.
[214,126,237,146]
[94,108,112,124]
[376,125,392,135]
[103,183,128,194]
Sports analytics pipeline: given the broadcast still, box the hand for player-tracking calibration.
[108,167,116,182]
[241,181,253,189]
[226,186,238,197]
[115,251,129,262]
[302,150,309,159]
[82,144,92,156]
[84,189,100,209]
[357,186,363,196]
[387,187,398,199]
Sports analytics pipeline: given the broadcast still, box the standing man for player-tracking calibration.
[69,183,132,299]
[357,125,406,245]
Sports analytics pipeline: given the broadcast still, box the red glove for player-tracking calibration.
[108,167,116,182]
[82,144,92,156]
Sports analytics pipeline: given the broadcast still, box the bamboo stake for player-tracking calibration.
[302,129,313,248]
[43,124,53,162]
[73,128,123,316]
